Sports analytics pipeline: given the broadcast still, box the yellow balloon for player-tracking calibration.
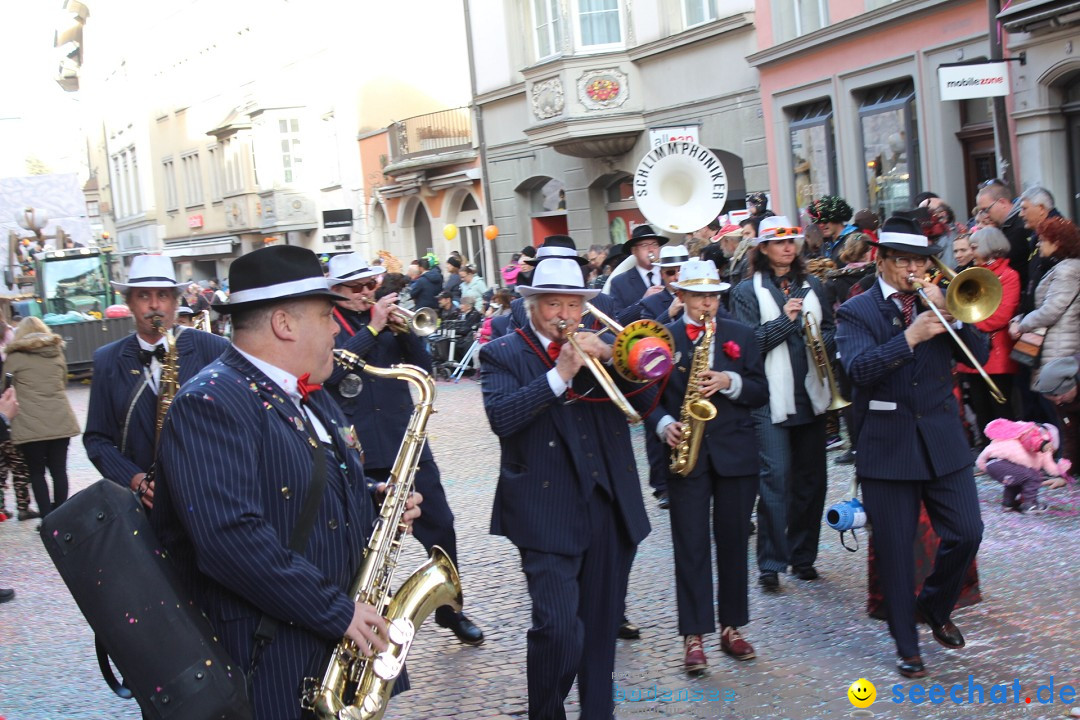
[443,224,458,241]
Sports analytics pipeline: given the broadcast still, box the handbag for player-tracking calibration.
[1010,327,1046,368]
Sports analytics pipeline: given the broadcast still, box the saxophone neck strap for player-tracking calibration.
[249,410,329,682]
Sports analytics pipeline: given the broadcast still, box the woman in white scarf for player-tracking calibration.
[730,216,834,592]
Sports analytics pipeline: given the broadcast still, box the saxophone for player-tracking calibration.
[152,317,180,448]
[303,349,463,720]
[669,316,718,477]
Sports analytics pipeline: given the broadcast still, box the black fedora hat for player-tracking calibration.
[524,235,588,266]
[624,224,669,248]
[869,213,941,257]
[212,245,347,313]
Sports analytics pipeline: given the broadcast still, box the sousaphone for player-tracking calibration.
[633,141,729,234]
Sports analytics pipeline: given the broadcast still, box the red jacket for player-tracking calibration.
[956,257,1019,376]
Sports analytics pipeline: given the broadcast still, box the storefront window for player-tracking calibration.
[860,81,919,219]
[789,100,836,212]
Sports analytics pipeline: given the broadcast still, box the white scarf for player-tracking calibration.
[753,272,830,423]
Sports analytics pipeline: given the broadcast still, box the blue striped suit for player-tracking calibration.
[645,318,767,634]
[152,346,392,720]
[84,328,228,487]
[608,267,649,314]
[836,283,986,659]
[480,326,650,720]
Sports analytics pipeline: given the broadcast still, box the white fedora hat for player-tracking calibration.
[672,258,731,293]
[516,257,599,299]
[753,215,805,249]
[657,244,690,268]
[326,253,386,285]
[111,255,190,292]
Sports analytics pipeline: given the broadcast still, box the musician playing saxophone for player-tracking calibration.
[152,246,422,720]
[644,259,768,675]
[84,255,227,510]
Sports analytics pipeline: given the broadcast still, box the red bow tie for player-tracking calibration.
[547,343,561,362]
[297,373,323,403]
[686,323,706,342]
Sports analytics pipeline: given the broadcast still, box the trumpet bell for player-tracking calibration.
[633,142,728,233]
[409,307,439,336]
[945,266,1002,325]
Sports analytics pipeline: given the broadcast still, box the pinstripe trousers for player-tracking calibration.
[752,408,827,574]
[860,468,983,659]
[518,488,634,720]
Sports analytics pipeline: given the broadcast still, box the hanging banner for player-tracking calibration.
[938,62,1010,101]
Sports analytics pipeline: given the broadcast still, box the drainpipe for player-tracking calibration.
[462,0,499,284]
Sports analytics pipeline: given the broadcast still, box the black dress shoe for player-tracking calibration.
[656,492,670,510]
[17,509,40,521]
[897,656,927,678]
[792,566,819,581]
[758,572,779,590]
[0,588,14,603]
[618,615,641,640]
[436,611,485,646]
[916,600,965,649]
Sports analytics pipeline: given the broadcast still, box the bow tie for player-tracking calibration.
[138,346,167,367]
[546,343,561,362]
[297,373,323,403]
[686,323,706,342]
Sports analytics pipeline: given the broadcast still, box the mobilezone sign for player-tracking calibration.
[939,62,1010,101]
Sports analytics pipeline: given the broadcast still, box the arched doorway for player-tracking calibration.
[412,202,433,259]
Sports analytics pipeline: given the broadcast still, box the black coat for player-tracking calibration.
[410,268,444,309]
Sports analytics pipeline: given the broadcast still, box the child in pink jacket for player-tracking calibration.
[976,419,1072,513]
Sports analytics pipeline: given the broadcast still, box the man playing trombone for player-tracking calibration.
[480,257,654,720]
[835,214,986,679]
[322,253,485,647]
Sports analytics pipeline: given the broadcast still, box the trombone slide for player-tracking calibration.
[557,321,642,424]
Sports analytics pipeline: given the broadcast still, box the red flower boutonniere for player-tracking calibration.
[722,340,741,360]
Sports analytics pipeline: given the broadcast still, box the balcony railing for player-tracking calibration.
[388,107,472,163]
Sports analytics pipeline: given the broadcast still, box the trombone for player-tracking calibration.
[556,320,642,424]
[909,255,1006,404]
[389,305,439,337]
[804,311,850,411]
[583,302,675,382]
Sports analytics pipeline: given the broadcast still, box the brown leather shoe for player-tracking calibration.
[683,635,707,674]
[720,626,755,660]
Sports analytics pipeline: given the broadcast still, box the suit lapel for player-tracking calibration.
[872,283,906,336]
[220,347,317,448]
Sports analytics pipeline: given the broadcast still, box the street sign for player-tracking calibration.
[939,62,1010,100]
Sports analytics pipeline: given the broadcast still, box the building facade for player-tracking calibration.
[751,0,1013,222]
[465,0,766,269]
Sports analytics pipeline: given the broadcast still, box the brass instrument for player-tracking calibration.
[556,320,642,424]
[583,302,675,382]
[304,350,462,720]
[909,255,1006,404]
[670,315,718,477]
[192,309,213,333]
[151,316,179,447]
[804,311,850,412]
[390,305,438,337]
[805,257,837,281]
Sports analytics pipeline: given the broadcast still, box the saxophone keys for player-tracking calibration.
[388,618,415,645]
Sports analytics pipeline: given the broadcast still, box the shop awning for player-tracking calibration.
[161,236,240,259]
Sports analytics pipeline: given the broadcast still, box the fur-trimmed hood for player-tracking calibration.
[5,331,65,357]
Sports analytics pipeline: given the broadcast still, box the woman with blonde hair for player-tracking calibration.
[4,317,80,517]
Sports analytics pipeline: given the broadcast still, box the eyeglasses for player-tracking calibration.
[889,256,931,268]
[345,279,378,291]
[762,227,802,238]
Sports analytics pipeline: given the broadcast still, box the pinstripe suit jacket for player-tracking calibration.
[646,318,768,478]
[152,346,379,719]
[836,284,989,481]
[83,328,228,485]
[639,288,677,322]
[325,307,434,469]
[479,327,651,556]
[609,267,649,313]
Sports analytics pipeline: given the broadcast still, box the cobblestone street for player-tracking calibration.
[0,378,1077,720]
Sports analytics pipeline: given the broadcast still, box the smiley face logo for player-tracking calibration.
[848,678,876,708]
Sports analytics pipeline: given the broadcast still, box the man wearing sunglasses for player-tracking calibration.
[323,253,486,647]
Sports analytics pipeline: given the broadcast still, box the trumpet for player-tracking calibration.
[908,255,1006,404]
[804,311,850,411]
[583,302,674,382]
[556,320,642,424]
[389,305,438,337]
